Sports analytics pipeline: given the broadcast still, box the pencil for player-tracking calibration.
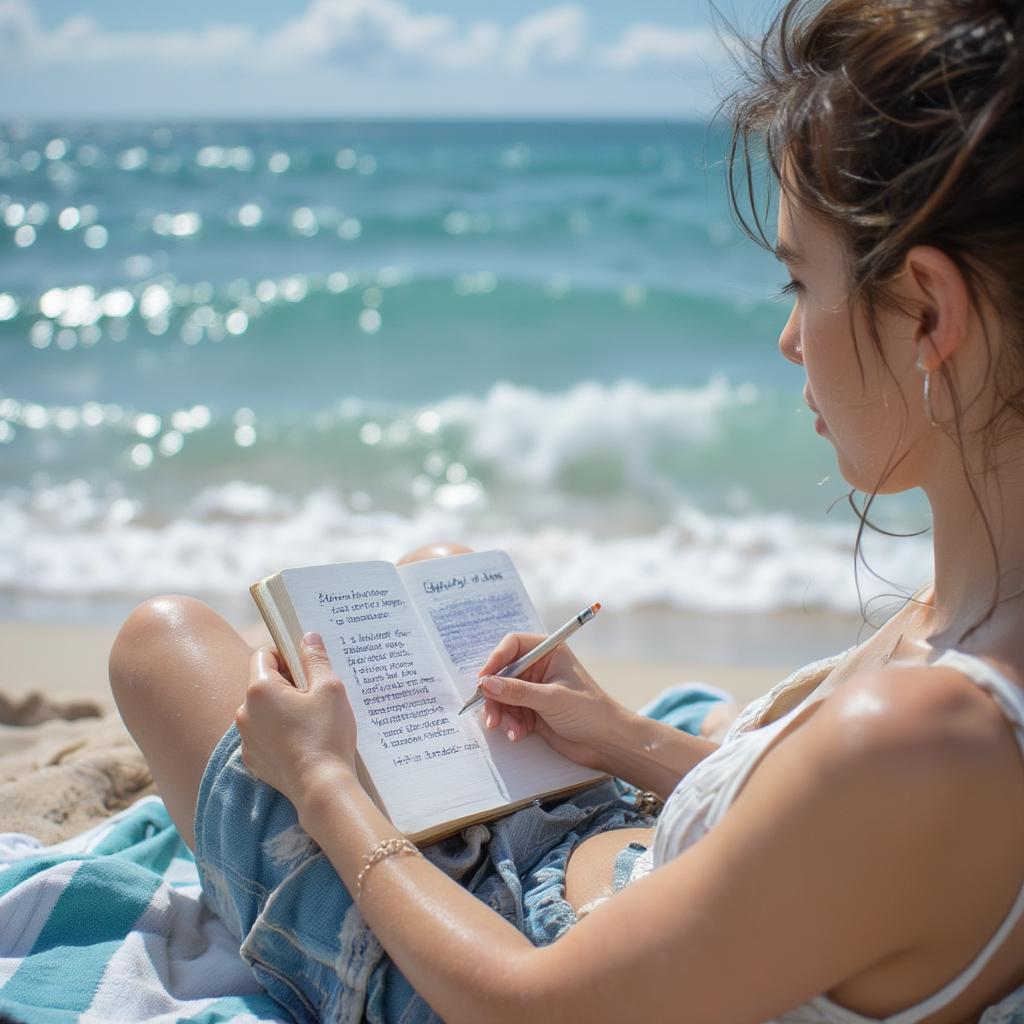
[457,602,601,715]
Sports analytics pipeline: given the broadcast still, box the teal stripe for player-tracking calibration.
[0,996,83,1024]
[113,818,185,877]
[181,993,288,1023]
[1,860,161,1012]
[92,800,172,857]
[0,856,70,898]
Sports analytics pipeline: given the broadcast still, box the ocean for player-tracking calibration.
[0,119,933,663]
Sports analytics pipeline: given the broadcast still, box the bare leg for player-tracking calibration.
[109,541,475,849]
[109,595,252,849]
[395,540,473,566]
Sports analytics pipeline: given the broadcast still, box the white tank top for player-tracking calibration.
[640,646,1024,1024]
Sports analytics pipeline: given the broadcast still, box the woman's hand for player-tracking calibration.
[235,632,358,808]
[477,633,628,771]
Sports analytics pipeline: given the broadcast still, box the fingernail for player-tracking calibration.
[485,712,493,729]
[481,675,502,694]
[303,632,323,648]
[507,728,515,742]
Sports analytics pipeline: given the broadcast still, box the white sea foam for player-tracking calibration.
[420,377,761,492]
[0,479,933,619]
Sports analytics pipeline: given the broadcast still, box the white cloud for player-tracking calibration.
[3,0,724,76]
[597,23,720,71]
[263,0,502,72]
[1,0,258,66]
[0,0,38,61]
[504,4,587,73]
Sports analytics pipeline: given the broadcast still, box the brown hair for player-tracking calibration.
[723,0,1024,645]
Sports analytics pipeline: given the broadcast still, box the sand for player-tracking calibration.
[0,617,792,843]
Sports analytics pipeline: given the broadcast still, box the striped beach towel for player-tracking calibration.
[0,795,286,1023]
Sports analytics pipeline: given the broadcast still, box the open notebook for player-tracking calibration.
[251,549,605,843]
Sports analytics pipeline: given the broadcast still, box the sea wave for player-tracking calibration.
[0,476,933,618]
[0,377,824,520]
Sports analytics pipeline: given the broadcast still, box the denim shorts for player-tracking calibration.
[193,684,728,1023]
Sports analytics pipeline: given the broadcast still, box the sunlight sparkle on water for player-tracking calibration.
[55,408,79,431]
[58,207,80,230]
[101,290,134,318]
[338,217,361,241]
[83,225,108,249]
[416,410,441,434]
[130,443,153,468]
[134,413,161,439]
[30,322,52,348]
[159,431,184,456]
[234,425,256,447]
[360,422,382,445]
[118,148,148,171]
[359,308,382,334]
[153,212,200,237]
[225,310,248,335]
[237,203,262,228]
[139,285,172,320]
[292,207,317,236]
[280,277,308,303]
[81,403,103,427]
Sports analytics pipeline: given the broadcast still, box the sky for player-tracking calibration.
[2,0,777,119]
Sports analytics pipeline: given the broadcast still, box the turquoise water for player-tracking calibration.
[0,120,932,638]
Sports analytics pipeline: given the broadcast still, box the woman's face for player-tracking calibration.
[775,188,922,494]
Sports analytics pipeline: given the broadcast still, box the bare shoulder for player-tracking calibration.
[803,658,1024,936]
[817,657,1024,781]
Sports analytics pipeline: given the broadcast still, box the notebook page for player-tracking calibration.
[280,561,504,836]
[398,550,603,806]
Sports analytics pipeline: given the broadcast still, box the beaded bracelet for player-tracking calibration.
[355,837,420,898]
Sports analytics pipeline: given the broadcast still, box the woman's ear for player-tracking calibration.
[901,245,970,371]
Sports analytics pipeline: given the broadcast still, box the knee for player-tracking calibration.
[108,595,220,702]
[395,540,474,566]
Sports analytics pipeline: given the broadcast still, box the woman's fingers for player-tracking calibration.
[505,707,538,742]
[481,697,536,742]
[501,706,527,741]
[251,646,284,685]
[478,632,546,678]
[479,673,555,713]
[483,697,503,730]
[299,631,342,691]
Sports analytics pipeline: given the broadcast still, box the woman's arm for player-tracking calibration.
[239,639,991,1024]
[599,707,720,798]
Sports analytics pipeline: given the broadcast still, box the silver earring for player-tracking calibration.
[916,358,937,427]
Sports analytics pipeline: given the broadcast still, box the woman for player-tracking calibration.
[109,1,1024,1021]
